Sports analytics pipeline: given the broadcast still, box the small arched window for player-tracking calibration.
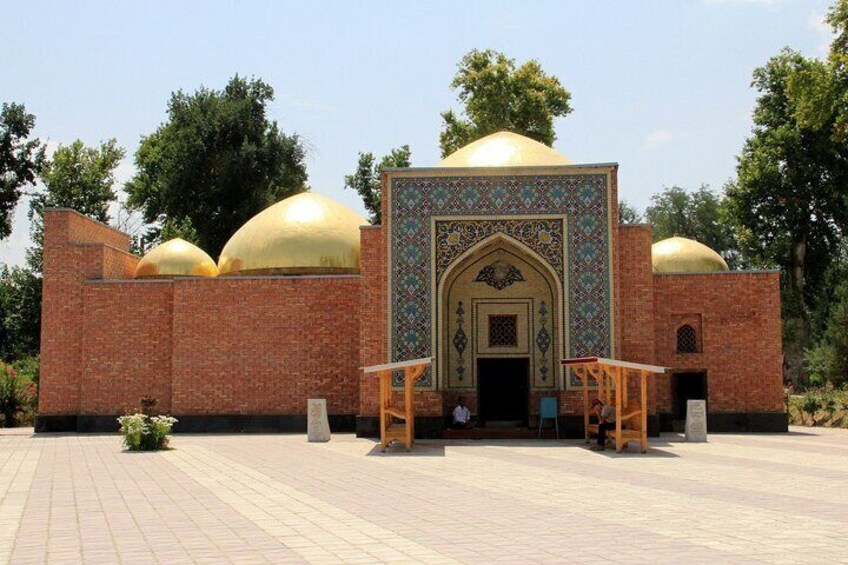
[677,324,698,353]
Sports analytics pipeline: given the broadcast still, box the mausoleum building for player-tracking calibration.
[36,132,787,435]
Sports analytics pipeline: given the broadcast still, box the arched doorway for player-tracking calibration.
[437,234,562,426]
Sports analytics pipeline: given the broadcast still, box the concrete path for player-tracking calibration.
[0,427,846,564]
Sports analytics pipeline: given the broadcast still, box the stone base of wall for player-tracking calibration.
[656,412,788,433]
[355,415,663,440]
[37,411,788,434]
[558,415,662,439]
[707,412,788,433]
[35,414,357,434]
[355,416,447,440]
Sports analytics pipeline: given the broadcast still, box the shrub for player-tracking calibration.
[117,413,177,451]
[0,360,37,427]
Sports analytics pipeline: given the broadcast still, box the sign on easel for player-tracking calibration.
[685,399,707,442]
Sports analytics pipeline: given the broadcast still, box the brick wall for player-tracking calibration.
[171,276,362,415]
[81,281,173,414]
[358,227,387,417]
[40,210,137,415]
[41,209,364,420]
[653,272,784,413]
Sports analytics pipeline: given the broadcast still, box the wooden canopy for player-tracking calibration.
[362,357,432,452]
[562,357,666,453]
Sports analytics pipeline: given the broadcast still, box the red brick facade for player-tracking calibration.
[38,206,786,434]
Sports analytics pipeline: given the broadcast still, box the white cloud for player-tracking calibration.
[644,129,675,150]
[808,11,833,54]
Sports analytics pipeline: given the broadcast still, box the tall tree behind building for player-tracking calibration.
[439,49,573,157]
[0,103,45,240]
[343,145,411,225]
[724,43,848,384]
[645,185,736,264]
[125,76,308,257]
[26,139,125,273]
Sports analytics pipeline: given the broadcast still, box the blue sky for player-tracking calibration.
[0,0,835,265]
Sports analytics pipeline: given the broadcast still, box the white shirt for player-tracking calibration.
[453,405,471,424]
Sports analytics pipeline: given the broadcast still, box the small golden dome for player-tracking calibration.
[135,238,218,278]
[438,131,571,168]
[652,237,729,273]
[218,192,368,276]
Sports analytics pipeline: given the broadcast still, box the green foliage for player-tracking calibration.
[827,0,848,143]
[343,145,411,224]
[27,139,125,272]
[0,102,45,240]
[789,387,848,427]
[117,413,177,451]
[724,48,848,380]
[645,185,737,266]
[805,278,848,388]
[618,201,642,224]
[126,75,309,257]
[136,215,202,250]
[0,361,37,427]
[0,265,41,361]
[11,355,39,387]
[440,49,573,157]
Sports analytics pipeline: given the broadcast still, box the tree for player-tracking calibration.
[159,216,200,245]
[724,48,848,384]
[0,103,45,240]
[618,200,642,224]
[645,185,736,261]
[343,145,411,224]
[0,265,41,361]
[126,75,308,257]
[805,278,848,388]
[26,139,125,272]
[439,49,573,157]
[827,0,848,143]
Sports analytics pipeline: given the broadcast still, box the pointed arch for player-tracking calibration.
[433,232,566,390]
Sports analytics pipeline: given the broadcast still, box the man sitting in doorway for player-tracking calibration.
[452,396,472,429]
[591,398,616,451]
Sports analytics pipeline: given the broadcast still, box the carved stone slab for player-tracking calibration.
[685,399,707,442]
[307,399,330,442]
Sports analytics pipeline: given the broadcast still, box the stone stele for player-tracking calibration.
[307,399,331,442]
[685,399,708,442]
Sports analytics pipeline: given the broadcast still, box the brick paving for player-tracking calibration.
[0,427,846,564]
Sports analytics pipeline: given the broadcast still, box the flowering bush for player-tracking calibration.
[117,413,178,451]
[0,361,37,427]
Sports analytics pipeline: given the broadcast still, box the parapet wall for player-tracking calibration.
[37,210,363,432]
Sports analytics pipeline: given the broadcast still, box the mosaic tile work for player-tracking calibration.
[435,219,564,282]
[475,261,525,291]
[389,173,612,388]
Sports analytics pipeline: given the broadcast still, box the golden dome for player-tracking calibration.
[652,237,729,273]
[135,238,218,278]
[218,192,368,276]
[438,131,572,168]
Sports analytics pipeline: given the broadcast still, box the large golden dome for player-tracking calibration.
[438,131,571,168]
[135,238,218,278]
[652,237,729,273]
[218,192,368,276]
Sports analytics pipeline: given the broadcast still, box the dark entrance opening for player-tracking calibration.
[672,372,707,431]
[478,357,529,427]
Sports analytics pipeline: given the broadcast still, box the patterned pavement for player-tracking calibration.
[0,427,846,564]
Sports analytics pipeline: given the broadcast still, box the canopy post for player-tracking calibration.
[561,357,666,454]
[362,357,432,453]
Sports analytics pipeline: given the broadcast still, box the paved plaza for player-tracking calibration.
[0,427,846,564]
